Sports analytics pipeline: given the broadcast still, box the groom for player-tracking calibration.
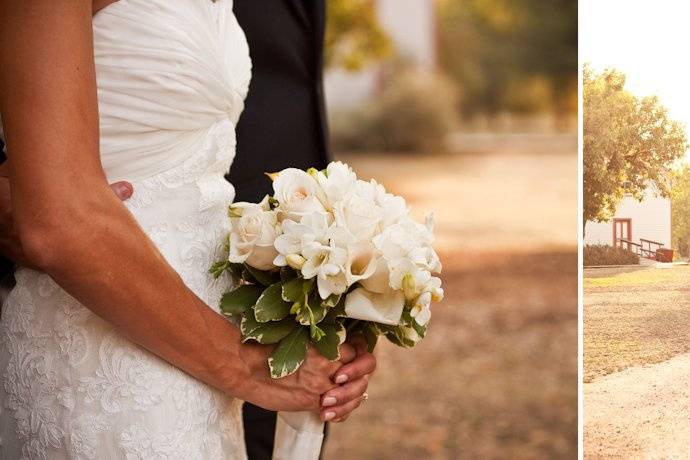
[0,1,376,459]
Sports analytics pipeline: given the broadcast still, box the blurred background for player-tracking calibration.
[321,0,577,458]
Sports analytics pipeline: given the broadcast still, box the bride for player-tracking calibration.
[0,0,374,458]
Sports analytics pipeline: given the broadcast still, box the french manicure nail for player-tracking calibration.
[334,374,348,384]
[323,411,336,422]
[322,396,337,407]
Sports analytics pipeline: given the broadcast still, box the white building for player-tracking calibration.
[324,0,436,110]
[585,187,672,253]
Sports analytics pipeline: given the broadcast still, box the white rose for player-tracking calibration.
[333,180,383,240]
[344,287,405,325]
[272,168,326,220]
[372,180,409,226]
[316,161,357,206]
[228,204,278,271]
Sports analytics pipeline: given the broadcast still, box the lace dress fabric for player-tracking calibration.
[0,0,251,458]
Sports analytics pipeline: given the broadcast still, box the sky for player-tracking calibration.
[582,0,690,158]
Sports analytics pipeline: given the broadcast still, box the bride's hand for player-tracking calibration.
[238,341,357,413]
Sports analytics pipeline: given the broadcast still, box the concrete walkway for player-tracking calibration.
[585,352,690,459]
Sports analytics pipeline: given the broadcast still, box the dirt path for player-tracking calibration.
[585,353,690,459]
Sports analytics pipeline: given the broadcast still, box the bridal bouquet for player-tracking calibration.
[210,161,442,459]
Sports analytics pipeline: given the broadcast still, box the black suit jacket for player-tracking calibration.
[230,0,330,204]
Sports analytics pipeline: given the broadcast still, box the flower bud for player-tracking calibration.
[286,254,306,270]
[402,273,417,300]
[431,287,444,302]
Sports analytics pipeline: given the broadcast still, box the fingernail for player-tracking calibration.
[323,411,336,422]
[334,374,348,384]
[322,396,337,407]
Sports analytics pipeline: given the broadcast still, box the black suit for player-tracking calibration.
[0,1,330,458]
[230,0,330,203]
[231,1,330,459]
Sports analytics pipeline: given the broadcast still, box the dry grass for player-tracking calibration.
[584,266,690,383]
[325,251,577,459]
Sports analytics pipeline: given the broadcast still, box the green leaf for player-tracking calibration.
[220,285,263,316]
[296,293,327,326]
[244,265,280,286]
[255,282,291,322]
[209,261,230,279]
[322,294,341,308]
[323,298,347,324]
[313,323,346,361]
[240,309,297,345]
[281,277,304,303]
[268,327,310,379]
[228,263,246,279]
[385,326,416,348]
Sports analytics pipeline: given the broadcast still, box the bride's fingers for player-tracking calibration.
[321,375,367,409]
[332,347,376,384]
[337,343,357,365]
[320,385,366,422]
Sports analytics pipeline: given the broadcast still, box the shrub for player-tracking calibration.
[330,69,459,153]
[583,244,640,266]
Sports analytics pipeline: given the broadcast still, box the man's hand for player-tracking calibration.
[320,334,377,422]
[0,162,133,267]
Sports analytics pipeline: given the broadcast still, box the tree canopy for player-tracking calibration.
[584,65,688,225]
[437,0,577,117]
[671,165,690,255]
[324,0,391,71]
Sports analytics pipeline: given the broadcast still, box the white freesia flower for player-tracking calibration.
[316,161,357,206]
[410,291,432,326]
[344,287,405,325]
[301,242,348,299]
[228,202,278,271]
[272,168,326,220]
[273,212,329,266]
[425,276,444,302]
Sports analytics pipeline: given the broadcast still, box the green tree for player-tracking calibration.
[584,65,688,228]
[325,0,391,71]
[671,165,690,256]
[437,0,577,117]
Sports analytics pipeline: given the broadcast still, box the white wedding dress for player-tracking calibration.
[0,0,252,458]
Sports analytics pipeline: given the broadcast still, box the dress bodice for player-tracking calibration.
[94,0,251,183]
